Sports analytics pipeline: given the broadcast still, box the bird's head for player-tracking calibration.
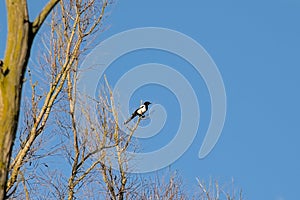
[144,101,151,106]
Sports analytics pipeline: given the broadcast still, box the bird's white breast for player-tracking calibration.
[137,105,146,115]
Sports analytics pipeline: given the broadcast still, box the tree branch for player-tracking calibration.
[32,0,60,35]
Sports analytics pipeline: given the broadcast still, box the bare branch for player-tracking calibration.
[32,0,61,35]
[20,172,29,200]
[7,0,110,195]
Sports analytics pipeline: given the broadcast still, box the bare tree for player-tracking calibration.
[137,171,187,200]
[2,1,244,200]
[196,178,243,200]
[5,0,110,198]
[5,0,142,198]
[95,78,142,200]
[0,0,60,198]
[61,79,187,200]
[4,0,143,198]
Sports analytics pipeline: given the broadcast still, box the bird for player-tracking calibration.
[124,101,151,124]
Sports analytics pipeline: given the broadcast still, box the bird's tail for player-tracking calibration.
[124,114,135,125]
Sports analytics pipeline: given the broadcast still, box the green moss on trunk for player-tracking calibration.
[0,0,32,199]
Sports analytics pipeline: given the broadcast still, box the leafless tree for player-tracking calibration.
[0,0,60,198]
[3,1,244,200]
[137,171,187,200]
[64,75,143,200]
[196,178,243,200]
[6,0,110,198]
[5,0,146,198]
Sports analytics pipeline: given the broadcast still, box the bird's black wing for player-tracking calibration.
[124,104,147,124]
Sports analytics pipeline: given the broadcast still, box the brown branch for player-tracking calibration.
[196,178,211,200]
[32,0,61,35]
[76,144,117,171]
[122,118,140,153]
[20,171,29,200]
[101,162,117,200]
[83,0,108,37]
[67,60,79,200]
[73,160,100,187]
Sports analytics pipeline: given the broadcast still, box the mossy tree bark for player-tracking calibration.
[0,0,59,199]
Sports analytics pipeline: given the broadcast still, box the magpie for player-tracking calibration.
[124,101,151,124]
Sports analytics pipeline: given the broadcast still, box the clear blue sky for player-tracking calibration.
[1,1,300,199]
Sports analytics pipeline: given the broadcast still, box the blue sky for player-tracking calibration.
[1,0,300,199]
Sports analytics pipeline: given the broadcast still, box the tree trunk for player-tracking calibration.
[0,0,32,199]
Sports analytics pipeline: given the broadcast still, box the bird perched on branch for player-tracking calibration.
[124,101,151,124]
